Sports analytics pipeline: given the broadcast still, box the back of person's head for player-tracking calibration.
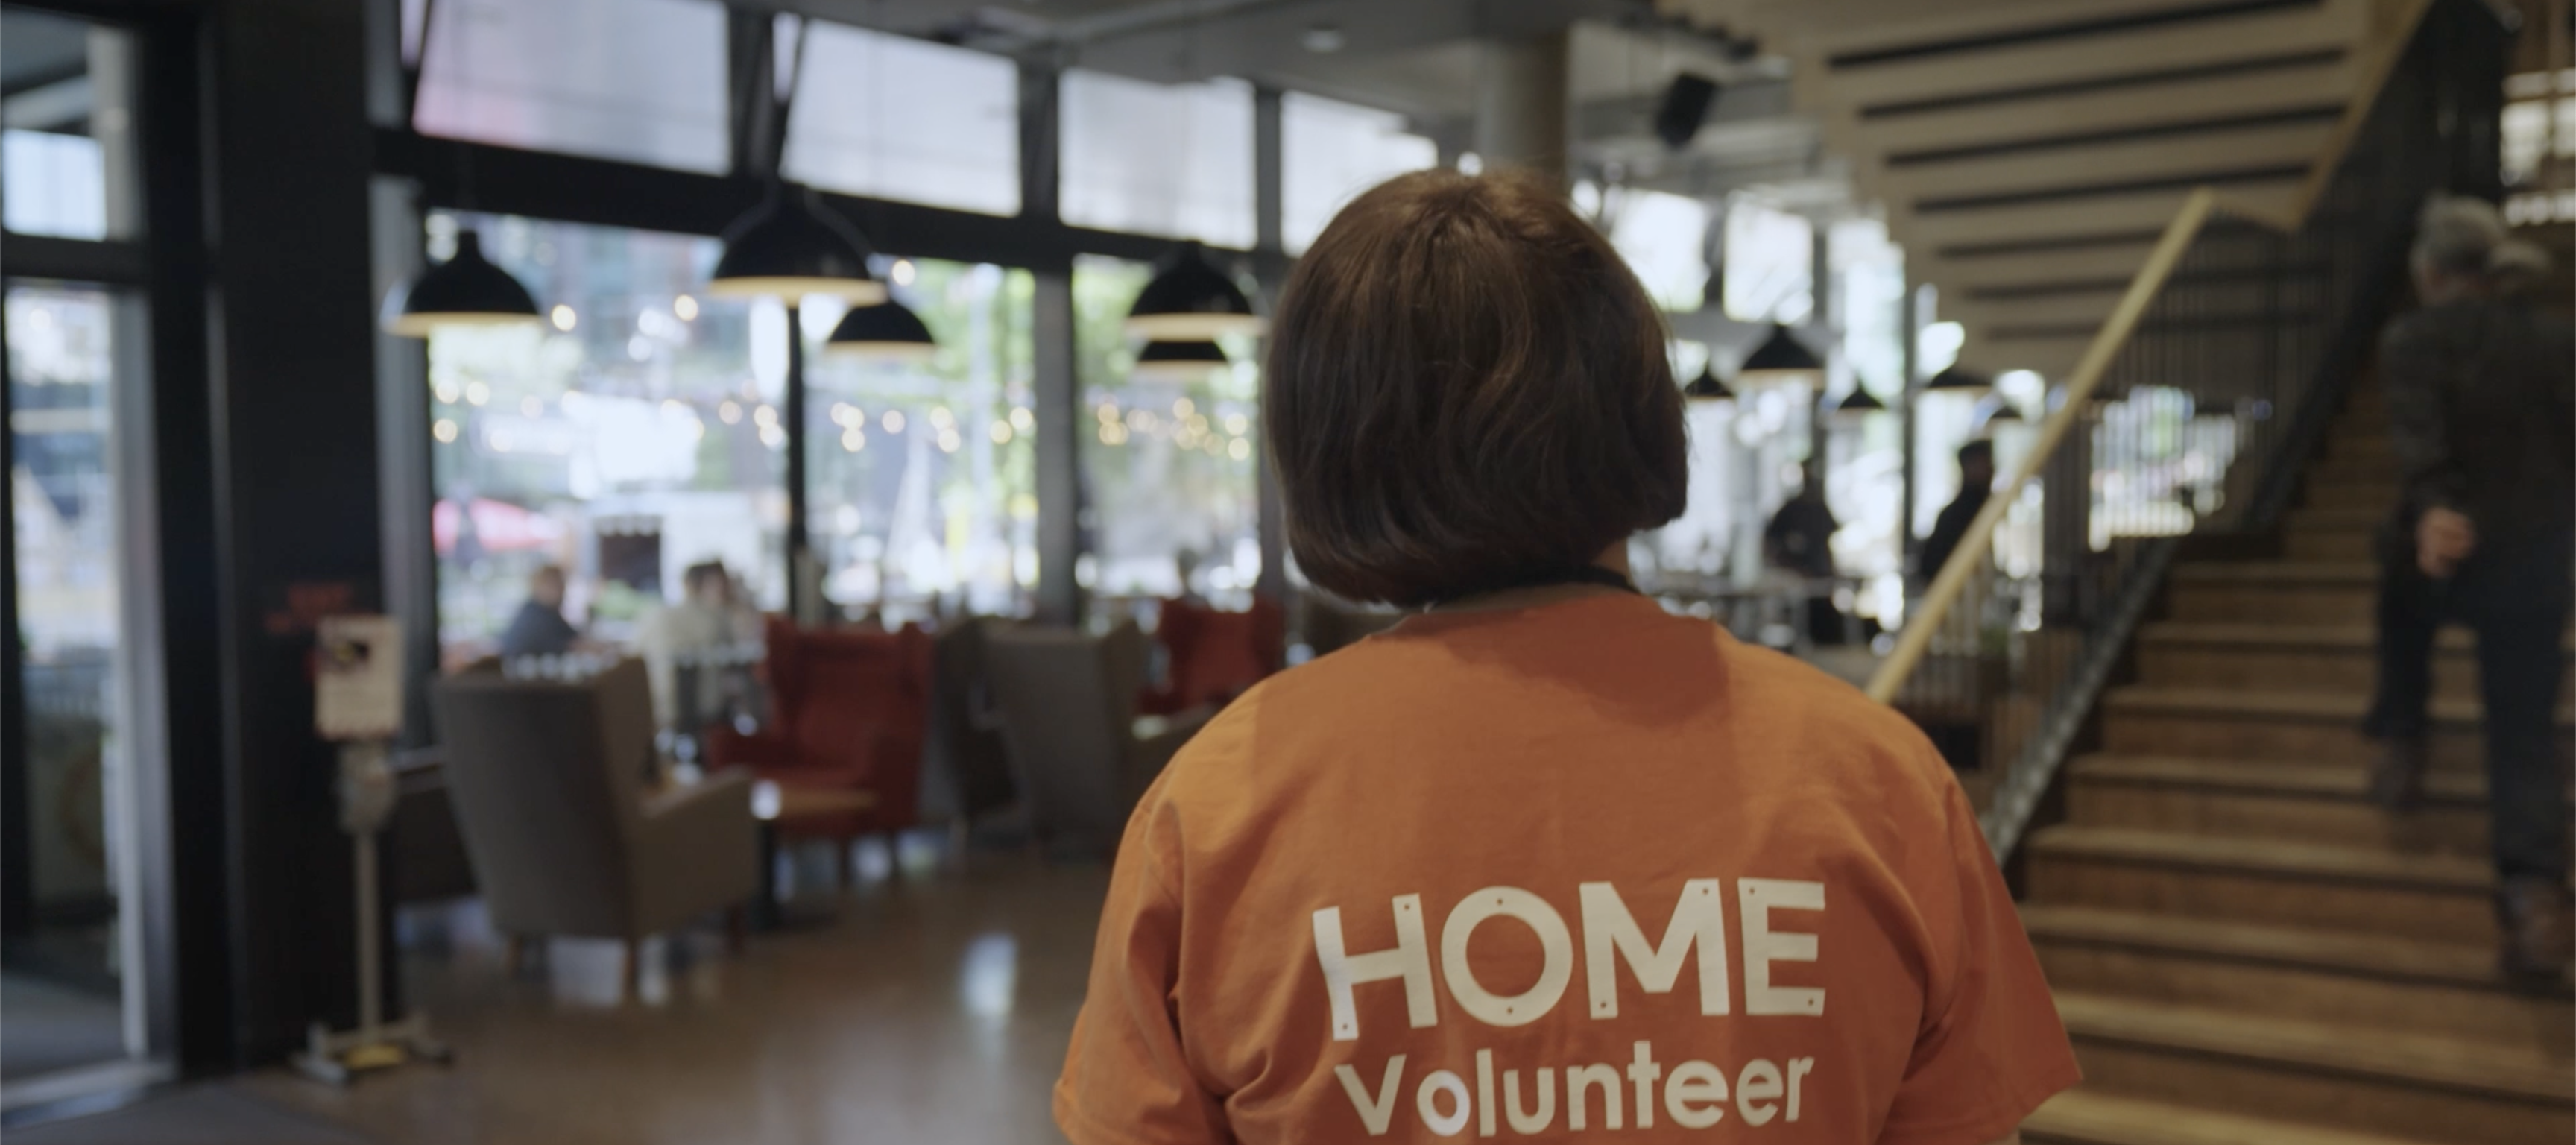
[2487,236,2553,301]
[684,561,730,602]
[2411,194,2507,281]
[1265,170,1687,607]
[1957,440,1994,470]
[528,564,566,604]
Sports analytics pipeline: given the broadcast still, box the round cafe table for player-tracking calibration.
[751,780,878,930]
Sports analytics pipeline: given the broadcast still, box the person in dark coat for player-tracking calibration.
[497,564,580,658]
[2365,195,2575,985]
[1919,439,1995,584]
[1764,464,1846,644]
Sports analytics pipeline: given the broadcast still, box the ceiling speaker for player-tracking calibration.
[1654,73,1721,151]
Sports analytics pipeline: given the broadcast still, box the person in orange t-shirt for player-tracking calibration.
[1055,169,2080,1144]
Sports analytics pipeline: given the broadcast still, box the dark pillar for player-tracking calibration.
[1022,63,1082,625]
[785,305,811,619]
[201,0,383,1065]
[1251,86,1287,606]
[128,1,229,1073]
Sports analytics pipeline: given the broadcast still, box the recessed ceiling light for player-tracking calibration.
[1302,24,1345,53]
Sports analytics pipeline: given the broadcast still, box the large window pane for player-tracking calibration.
[414,0,729,174]
[1722,197,1813,324]
[0,10,138,240]
[425,212,781,666]
[802,259,1035,620]
[1606,189,1710,312]
[1280,92,1435,254]
[1073,256,1262,608]
[1061,72,1255,249]
[783,23,1020,216]
[6,283,139,1079]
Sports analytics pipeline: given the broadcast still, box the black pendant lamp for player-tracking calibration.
[708,184,886,303]
[1131,339,1230,382]
[1923,364,1995,395]
[381,229,543,338]
[1980,399,2025,428]
[1830,385,1888,423]
[1683,365,1735,403]
[1126,242,1260,341]
[1734,323,1825,389]
[825,298,937,362]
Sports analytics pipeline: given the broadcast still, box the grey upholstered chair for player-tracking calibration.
[985,622,1206,857]
[430,658,758,996]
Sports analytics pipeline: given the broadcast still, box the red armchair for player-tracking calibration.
[705,619,932,874]
[1139,596,1284,716]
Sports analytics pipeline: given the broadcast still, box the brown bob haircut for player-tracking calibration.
[1263,169,1688,607]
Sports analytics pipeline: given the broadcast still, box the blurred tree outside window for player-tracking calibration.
[801,260,1036,621]
[1072,256,1263,613]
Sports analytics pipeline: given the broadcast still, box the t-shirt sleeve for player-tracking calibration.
[1878,772,2082,1145]
[1054,802,1231,1145]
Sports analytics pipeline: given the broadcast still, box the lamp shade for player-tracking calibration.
[1923,364,1994,394]
[1734,323,1824,388]
[707,185,886,304]
[1126,242,1260,340]
[1830,386,1888,423]
[824,298,937,362]
[1683,365,1734,403]
[381,230,543,338]
[1131,339,1229,382]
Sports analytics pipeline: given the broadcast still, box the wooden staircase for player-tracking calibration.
[1656,0,2436,379]
[2013,388,2576,1144]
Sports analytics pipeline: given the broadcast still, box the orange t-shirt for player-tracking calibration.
[1056,594,2078,1144]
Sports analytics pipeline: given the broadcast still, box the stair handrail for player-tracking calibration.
[1866,187,2217,705]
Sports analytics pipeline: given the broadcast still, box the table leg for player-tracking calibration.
[754,819,782,931]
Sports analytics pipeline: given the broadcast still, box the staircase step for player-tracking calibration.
[2286,506,2384,532]
[2312,451,2396,482]
[2024,905,2568,1050]
[2028,1086,2484,1145]
[2305,476,2399,512]
[2134,622,2504,703]
[2168,562,2376,625]
[2100,686,2559,772]
[2025,824,2496,943]
[2285,527,2375,560]
[2056,993,2574,1145]
[2066,754,2486,855]
[2135,624,2575,704]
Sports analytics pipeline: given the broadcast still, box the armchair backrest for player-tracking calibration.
[1151,596,1284,713]
[763,616,932,771]
[985,622,1151,851]
[929,616,1018,822]
[430,658,657,938]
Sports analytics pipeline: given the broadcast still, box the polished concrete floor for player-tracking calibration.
[230,849,1108,1145]
[1,971,126,1082]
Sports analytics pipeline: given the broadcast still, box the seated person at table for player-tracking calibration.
[497,564,581,659]
[1055,168,2075,1145]
[637,561,742,728]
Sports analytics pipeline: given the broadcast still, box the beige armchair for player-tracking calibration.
[430,658,759,996]
[985,622,1206,857]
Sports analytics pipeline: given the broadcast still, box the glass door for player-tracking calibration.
[2,281,146,1091]
[2,4,167,1103]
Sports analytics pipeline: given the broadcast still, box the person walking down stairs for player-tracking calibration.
[2363,195,2576,984]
